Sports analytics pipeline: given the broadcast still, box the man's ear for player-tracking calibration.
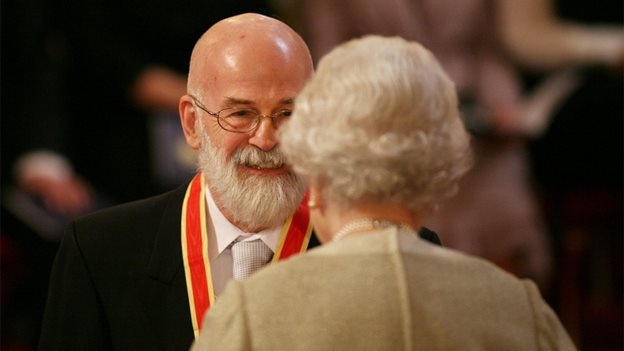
[179,95,201,150]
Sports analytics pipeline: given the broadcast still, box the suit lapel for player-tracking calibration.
[137,183,195,349]
[146,184,186,283]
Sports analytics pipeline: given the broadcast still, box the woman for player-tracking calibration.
[191,35,575,350]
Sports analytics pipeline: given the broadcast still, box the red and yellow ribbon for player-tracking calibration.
[181,173,313,337]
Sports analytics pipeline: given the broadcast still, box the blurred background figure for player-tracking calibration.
[281,0,623,349]
[3,0,95,349]
[2,1,275,350]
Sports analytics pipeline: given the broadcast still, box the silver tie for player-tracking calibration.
[231,239,273,280]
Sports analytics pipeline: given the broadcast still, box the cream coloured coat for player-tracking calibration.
[192,227,576,350]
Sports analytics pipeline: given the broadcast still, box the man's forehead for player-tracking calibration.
[221,96,295,105]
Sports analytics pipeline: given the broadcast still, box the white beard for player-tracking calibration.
[197,121,306,231]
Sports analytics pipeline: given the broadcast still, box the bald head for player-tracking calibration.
[187,13,313,95]
[178,14,312,232]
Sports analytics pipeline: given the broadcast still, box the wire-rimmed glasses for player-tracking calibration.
[189,95,292,133]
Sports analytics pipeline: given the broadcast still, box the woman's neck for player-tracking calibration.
[326,202,423,242]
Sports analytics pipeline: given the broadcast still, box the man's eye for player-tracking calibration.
[278,110,293,118]
[227,109,255,118]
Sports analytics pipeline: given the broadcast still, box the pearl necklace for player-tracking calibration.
[332,218,415,242]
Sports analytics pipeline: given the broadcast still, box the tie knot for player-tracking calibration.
[231,239,273,280]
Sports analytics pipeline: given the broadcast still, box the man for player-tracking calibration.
[37,13,310,350]
[38,14,439,350]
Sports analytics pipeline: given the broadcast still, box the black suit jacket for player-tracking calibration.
[38,183,440,350]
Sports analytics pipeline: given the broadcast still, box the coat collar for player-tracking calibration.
[146,183,188,283]
[139,182,196,348]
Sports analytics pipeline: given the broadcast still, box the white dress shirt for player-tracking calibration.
[205,187,281,295]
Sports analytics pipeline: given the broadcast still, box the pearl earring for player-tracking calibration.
[308,197,319,209]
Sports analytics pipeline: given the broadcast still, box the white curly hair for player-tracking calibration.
[279,35,473,214]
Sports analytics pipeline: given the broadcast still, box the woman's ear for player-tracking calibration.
[179,95,201,150]
[307,178,334,244]
[307,189,320,209]
[307,179,324,213]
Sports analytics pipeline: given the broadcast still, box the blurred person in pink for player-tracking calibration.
[293,0,623,290]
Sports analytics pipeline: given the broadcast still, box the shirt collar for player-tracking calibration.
[205,186,281,255]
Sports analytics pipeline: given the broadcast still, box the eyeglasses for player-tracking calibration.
[189,95,292,133]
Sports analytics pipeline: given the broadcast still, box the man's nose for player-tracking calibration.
[248,116,278,151]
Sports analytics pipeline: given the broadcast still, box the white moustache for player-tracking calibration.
[233,147,286,170]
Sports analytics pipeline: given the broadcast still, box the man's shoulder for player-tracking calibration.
[81,185,185,224]
[68,184,187,246]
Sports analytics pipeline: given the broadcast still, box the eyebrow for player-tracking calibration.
[223,96,294,107]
